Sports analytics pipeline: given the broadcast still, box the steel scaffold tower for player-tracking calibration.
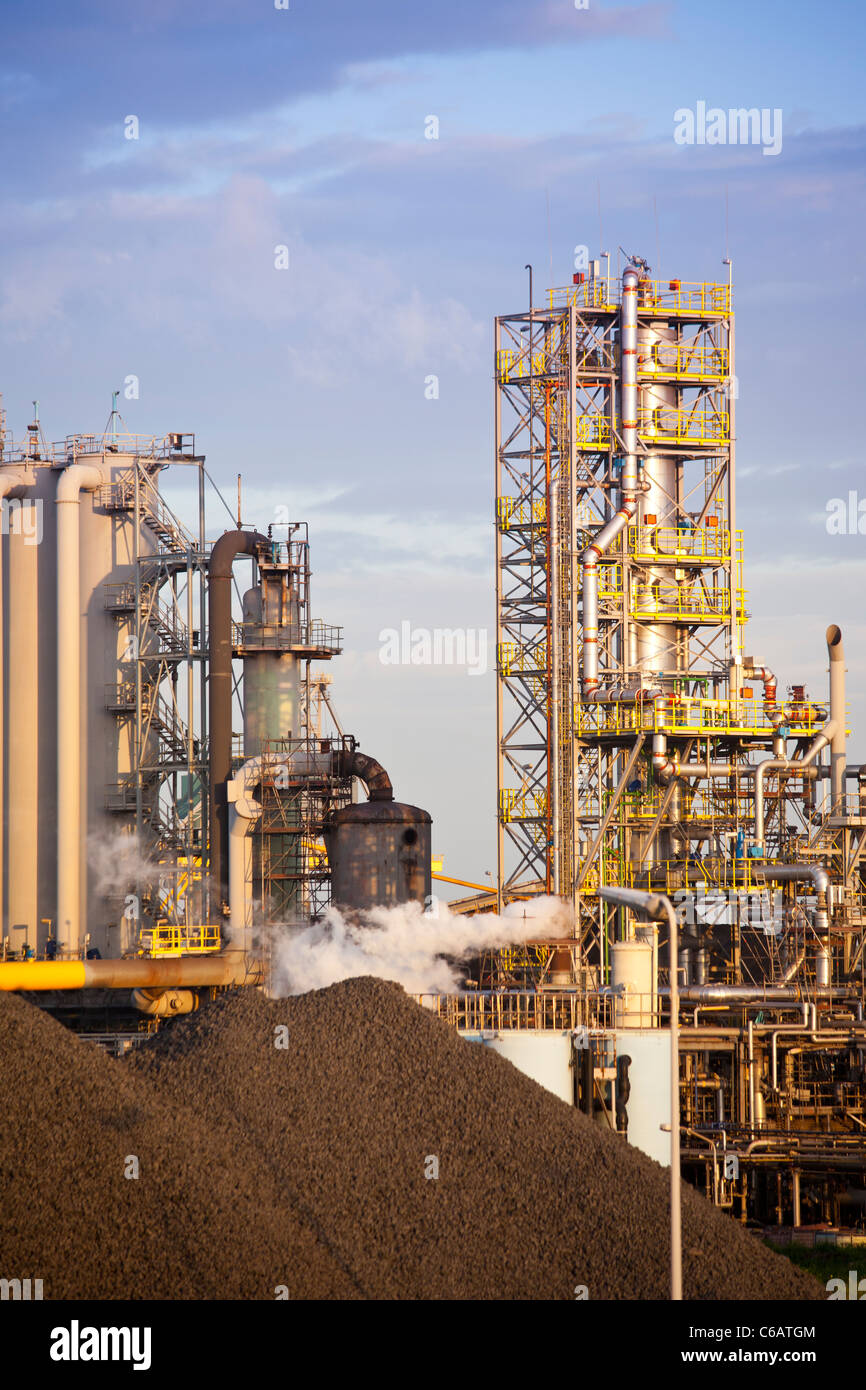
[497,269,748,967]
[102,439,210,929]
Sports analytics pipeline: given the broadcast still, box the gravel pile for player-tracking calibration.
[1,978,822,1300]
[0,991,358,1300]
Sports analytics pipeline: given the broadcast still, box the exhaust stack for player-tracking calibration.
[826,625,846,814]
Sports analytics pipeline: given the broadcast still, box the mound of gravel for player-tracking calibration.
[124,977,822,1301]
[0,991,359,1300]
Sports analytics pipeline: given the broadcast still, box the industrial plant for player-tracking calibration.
[2,256,865,1244]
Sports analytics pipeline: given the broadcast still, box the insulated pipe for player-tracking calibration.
[56,463,104,955]
[660,985,849,1003]
[747,665,783,725]
[208,529,269,910]
[581,266,641,698]
[753,720,837,846]
[0,950,261,990]
[0,467,31,942]
[826,626,846,813]
[227,755,272,948]
[752,861,829,897]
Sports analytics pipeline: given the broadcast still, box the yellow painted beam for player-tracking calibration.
[432,873,495,893]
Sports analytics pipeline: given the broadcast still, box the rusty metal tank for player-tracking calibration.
[323,800,432,911]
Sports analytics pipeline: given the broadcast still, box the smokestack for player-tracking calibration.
[826,625,846,813]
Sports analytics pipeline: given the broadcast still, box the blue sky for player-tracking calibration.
[2,0,865,882]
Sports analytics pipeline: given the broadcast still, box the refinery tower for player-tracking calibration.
[487,258,866,1225]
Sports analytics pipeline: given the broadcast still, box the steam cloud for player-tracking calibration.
[87,829,158,901]
[268,895,572,997]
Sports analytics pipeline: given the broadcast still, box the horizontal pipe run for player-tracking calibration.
[660,985,851,1003]
[752,862,829,894]
[0,951,261,991]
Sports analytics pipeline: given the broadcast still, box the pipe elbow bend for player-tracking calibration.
[56,463,104,502]
[333,750,394,801]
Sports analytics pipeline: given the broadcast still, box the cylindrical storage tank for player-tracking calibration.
[611,939,654,1028]
[631,315,679,682]
[3,445,174,961]
[323,801,432,911]
[3,463,56,957]
[241,584,300,757]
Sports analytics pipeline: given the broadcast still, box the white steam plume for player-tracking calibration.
[87,829,158,901]
[267,895,572,997]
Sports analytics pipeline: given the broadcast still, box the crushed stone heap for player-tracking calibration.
[1,978,823,1300]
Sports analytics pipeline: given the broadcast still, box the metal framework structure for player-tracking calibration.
[254,734,354,923]
[102,440,210,928]
[492,262,866,1224]
[496,269,741,951]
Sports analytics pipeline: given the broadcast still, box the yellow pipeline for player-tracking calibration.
[0,961,87,991]
[0,951,260,992]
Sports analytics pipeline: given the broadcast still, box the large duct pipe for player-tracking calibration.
[0,467,32,941]
[207,529,268,911]
[330,748,394,801]
[754,719,837,847]
[826,625,846,814]
[0,949,260,990]
[753,862,829,897]
[581,266,641,698]
[55,463,104,955]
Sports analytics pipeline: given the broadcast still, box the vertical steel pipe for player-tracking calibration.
[207,529,268,910]
[826,625,846,814]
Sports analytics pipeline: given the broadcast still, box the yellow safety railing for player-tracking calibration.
[497,642,546,677]
[499,789,547,823]
[574,413,612,446]
[546,279,730,317]
[598,562,622,598]
[145,921,221,956]
[496,496,546,529]
[575,697,828,740]
[496,348,551,383]
[418,990,617,1033]
[629,525,734,561]
[571,404,729,449]
[636,281,731,316]
[631,588,740,623]
[644,342,729,380]
[547,280,618,312]
[639,404,730,445]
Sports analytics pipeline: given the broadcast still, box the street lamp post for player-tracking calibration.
[599,885,681,1301]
